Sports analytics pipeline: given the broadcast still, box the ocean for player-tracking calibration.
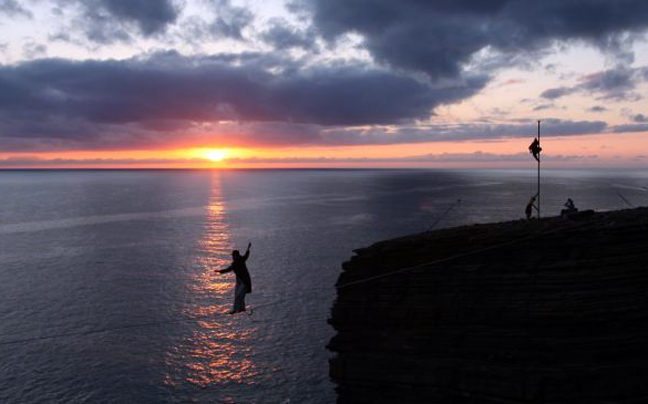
[1,169,647,403]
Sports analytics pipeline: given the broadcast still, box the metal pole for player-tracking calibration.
[537,120,541,218]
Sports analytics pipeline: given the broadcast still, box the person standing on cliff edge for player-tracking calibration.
[525,195,537,219]
[217,242,252,314]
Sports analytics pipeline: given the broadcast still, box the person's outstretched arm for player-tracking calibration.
[243,242,251,261]
[217,265,233,274]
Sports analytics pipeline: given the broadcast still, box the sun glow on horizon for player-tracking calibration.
[189,148,238,165]
[205,149,227,162]
[2,130,648,169]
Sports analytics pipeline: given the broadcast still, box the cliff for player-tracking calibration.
[328,207,648,404]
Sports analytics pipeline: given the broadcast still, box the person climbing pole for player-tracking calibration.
[528,138,542,162]
[217,242,252,314]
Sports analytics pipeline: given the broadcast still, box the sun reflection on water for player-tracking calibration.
[165,173,259,389]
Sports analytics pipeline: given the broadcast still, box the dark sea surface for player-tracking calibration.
[1,169,647,403]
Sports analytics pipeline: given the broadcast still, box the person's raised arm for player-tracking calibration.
[243,242,251,261]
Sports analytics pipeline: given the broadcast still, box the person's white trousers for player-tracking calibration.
[233,280,247,312]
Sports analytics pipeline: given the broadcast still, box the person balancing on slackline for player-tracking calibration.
[217,242,252,314]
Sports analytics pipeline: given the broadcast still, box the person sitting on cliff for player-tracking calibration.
[528,138,542,162]
[217,242,252,314]
[561,198,578,218]
[525,195,537,220]
[564,198,576,211]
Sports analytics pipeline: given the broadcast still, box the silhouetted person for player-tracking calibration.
[561,198,578,218]
[525,195,537,219]
[565,198,576,211]
[217,242,252,314]
[529,138,542,162]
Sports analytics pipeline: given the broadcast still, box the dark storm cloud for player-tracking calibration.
[0,52,487,150]
[269,68,486,126]
[0,54,481,125]
[0,48,606,153]
[299,0,648,79]
[6,0,647,153]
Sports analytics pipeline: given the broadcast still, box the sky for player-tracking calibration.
[1,0,648,169]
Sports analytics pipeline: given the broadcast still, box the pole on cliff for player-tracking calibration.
[537,120,541,218]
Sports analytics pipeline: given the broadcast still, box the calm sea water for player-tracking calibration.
[1,169,647,403]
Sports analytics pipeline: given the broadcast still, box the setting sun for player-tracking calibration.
[206,149,227,162]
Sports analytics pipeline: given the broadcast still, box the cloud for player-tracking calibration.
[227,151,599,165]
[0,92,608,152]
[0,0,32,19]
[533,103,555,111]
[261,19,318,51]
[578,67,640,100]
[51,0,183,44]
[300,0,648,81]
[0,39,609,153]
[588,106,608,113]
[4,0,646,154]
[403,152,599,163]
[0,52,488,150]
[632,113,648,122]
[88,0,181,36]
[541,66,647,101]
[540,87,576,100]
[0,156,206,167]
[206,0,254,41]
[611,123,648,133]
[171,0,255,47]
[537,119,608,136]
[22,41,47,60]
[305,119,608,146]
[0,54,473,126]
